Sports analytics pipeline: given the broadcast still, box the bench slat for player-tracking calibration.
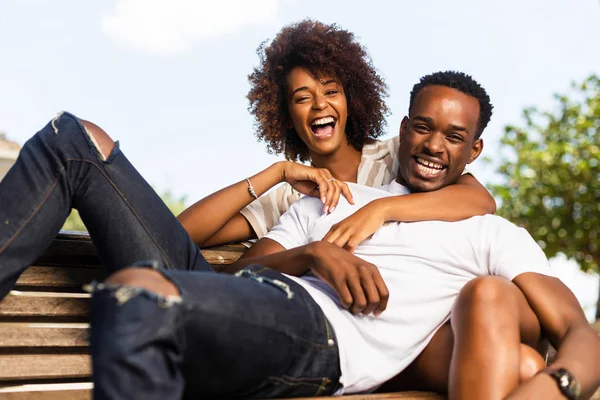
[0,383,91,400]
[16,267,106,291]
[291,392,445,399]
[36,231,244,268]
[0,323,88,347]
[0,354,90,381]
[0,294,89,319]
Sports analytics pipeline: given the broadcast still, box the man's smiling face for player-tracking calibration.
[396,85,484,192]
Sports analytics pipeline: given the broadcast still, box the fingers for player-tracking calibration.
[323,225,364,254]
[371,269,389,316]
[317,177,340,213]
[343,264,388,316]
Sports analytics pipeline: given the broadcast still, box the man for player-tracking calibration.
[91,72,600,399]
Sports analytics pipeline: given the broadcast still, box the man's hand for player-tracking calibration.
[279,161,354,213]
[306,241,389,316]
[323,201,386,253]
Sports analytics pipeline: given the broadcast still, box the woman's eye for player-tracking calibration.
[326,90,339,95]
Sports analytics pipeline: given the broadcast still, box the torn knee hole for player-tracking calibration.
[105,268,181,298]
[80,120,115,161]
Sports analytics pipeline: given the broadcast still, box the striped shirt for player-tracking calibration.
[240,136,400,239]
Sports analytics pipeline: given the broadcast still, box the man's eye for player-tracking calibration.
[448,134,464,142]
[414,125,429,132]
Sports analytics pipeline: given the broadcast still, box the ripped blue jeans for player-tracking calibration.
[0,112,210,298]
[0,113,341,398]
[90,264,341,399]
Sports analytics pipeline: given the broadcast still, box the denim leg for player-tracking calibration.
[0,112,210,299]
[90,265,341,400]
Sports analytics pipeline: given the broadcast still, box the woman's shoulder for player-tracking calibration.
[361,136,399,158]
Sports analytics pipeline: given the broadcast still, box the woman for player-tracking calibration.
[178,20,496,251]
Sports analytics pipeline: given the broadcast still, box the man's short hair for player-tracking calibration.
[409,71,493,139]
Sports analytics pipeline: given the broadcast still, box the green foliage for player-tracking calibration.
[62,189,188,232]
[491,75,600,273]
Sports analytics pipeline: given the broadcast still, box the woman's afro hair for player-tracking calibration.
[247,19,389,162]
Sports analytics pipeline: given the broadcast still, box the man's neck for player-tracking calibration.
[310,145,362,183]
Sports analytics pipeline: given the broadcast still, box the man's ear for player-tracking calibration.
[399,116,409,140]
[468,138,484,164]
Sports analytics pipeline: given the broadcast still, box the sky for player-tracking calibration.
[0,0,598,319]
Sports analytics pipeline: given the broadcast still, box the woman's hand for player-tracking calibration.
[279,161,354,213]
[307,241,389,316]
[323,201,386,253]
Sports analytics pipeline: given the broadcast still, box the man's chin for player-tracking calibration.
[406,178,445,193]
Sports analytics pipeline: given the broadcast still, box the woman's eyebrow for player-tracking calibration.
[291,86,309,95]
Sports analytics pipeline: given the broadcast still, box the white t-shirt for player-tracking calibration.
[265,181,554,394]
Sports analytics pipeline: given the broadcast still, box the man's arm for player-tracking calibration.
[224,238,389,316]
[509,273,600,399]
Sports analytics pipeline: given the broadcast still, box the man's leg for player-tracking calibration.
[90,265,341,400]
[379,278,546,394]
[449,276,545,400]
[0,112,209,299]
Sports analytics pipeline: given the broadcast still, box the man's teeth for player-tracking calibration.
[312,117,335,126]
[416,157,444,174]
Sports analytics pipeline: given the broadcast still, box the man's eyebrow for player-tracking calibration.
[449,123,468,133]
[291,86,309,96]
[412,116,434,124]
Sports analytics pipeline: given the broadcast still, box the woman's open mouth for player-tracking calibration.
[310,116,337,138]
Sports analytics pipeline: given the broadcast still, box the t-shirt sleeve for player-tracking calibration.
[239,183,303,239]
[264,199,317,250]
[486,218,555,281]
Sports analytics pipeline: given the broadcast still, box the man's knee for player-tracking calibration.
[456,276,515,311]
[519,343,546,382]
[105,267,180,297]
[80,119,115,160]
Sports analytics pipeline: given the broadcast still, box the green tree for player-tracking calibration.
[62,189,188,232]
[491,75,600,320]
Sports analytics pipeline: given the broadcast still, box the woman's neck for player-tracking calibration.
[310,145,362,183]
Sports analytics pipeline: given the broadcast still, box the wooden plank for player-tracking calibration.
[0,323,88,348]
[0,385,442,400]
[16,267,106,292]
[0,354,90,381]
[0,383,91,400]
[290,392,444,399]
[0,293,89,319]
[34,231,244,270]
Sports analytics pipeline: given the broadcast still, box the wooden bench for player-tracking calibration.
[0,231,444,399]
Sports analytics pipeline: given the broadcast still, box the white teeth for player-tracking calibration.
[417,163,443,175]
[416,157,443,170]
[312,117,335,126]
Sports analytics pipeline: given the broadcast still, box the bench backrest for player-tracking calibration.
[0,231,243,395]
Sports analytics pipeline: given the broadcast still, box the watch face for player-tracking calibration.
[552,368,581,399]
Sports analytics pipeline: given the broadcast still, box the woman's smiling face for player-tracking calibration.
[286,66,349,158]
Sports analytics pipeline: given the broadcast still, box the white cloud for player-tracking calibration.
[102,0,280,54]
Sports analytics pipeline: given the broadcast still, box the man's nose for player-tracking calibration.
[423,132,444,154]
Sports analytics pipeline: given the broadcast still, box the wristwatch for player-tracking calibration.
[541,367,581,400]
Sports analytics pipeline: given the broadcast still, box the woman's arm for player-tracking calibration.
[381,173,496,222]
[178,161,353,247]
[324,173,496,252]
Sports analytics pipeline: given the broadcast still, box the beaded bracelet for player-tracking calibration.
[246,178,258,200]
